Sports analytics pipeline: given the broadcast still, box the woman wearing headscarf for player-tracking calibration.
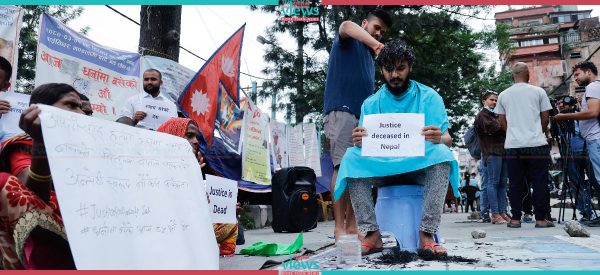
[157,118,238,256]
[0,83,83,269]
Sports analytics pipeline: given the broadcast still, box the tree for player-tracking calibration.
[138,5,181,62]
[16,5,86,93]
[255,5,509,144]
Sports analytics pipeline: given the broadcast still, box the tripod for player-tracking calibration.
[555,120,578,223]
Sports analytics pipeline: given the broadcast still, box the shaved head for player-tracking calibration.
[512,62,529,75]
[511,62,530,83]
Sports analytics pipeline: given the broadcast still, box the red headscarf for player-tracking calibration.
[156,118,195,138]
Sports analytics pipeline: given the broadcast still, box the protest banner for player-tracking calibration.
[241,100,271,185]
[270,120,289,170]
[35,13,141,121]
[0,91,29,139]
[205,175,238,224]
[215,83,244,153]
[0,6,22,92]
[287,123,305,167]
[38,105,218,269]
[303,123,322,176]
[139,96,178,130]
[142,55,195,105]
[361,113,425,157]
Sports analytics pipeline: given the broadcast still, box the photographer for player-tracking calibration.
[553,95,596,222]
[552,61,600,225]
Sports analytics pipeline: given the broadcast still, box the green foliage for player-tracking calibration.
[16,5,85,93]
[255,5,511,145]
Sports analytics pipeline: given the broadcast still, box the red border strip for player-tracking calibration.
[322,1,600,4]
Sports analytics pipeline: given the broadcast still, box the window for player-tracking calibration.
[570,52,581,58]
[548,37,559,44]
[520,39,544,47]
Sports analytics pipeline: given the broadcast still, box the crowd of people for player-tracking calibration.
[0,57,240,269]
[323,8,600,260]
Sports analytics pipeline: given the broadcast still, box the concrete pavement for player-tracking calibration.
[220,207,600,270]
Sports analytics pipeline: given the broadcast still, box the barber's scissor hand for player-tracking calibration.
[422,126,443,144]
[352,126,367,147]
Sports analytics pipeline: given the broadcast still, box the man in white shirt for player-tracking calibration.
[495,62,554,229]
[119,69,178,130]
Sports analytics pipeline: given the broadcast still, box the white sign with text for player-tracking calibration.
[140,97,178,130]
[205,175,238,224]
[38,105,218,270]
[361,113,425,157]
[0,92,30,139]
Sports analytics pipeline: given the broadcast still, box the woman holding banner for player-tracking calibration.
[0,83,82,269]
[157,118,238,256]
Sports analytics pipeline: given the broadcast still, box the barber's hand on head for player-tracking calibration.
[19,105,44,141]
[197,151,206,168]
[133,111,147,125]
[422,126,443,144]
[0,99,10,115]
[352,126,367,147]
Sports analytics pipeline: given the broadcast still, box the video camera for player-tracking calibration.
[550,95,578,116]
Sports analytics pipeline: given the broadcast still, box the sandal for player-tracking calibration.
[418,241,448,256]
[492,217,508,224]
[360,241,383,256]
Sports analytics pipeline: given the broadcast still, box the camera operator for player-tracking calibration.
[554,95,596,221]
[552,61,600,225]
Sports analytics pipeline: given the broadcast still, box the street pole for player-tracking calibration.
[251,81,257,103]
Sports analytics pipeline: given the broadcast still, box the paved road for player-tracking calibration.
[221,207,600,270]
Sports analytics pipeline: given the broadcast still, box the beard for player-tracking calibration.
[144,85,160,95]
[385,76,410,96]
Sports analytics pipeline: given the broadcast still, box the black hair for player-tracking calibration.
[30,83,79,105]
[376,39,415,68]
[368,9,393,28]
[144,68,162,80]
[0,56,12,82]
[572,61,598,75]
[482,91,498,101]
[78,93,90,102]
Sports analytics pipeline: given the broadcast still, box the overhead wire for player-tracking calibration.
[103,5,277,81]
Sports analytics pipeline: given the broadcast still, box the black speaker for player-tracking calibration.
[271,166,319,233]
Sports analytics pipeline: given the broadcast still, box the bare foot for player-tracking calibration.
[334,228,346,242]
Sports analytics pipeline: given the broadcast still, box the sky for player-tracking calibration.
[67,5,600,120]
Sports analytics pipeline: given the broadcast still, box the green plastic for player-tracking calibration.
[239,232,303,256]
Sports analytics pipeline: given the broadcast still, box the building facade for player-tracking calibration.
[495,5,599,96]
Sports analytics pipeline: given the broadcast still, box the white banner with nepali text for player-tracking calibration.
[0,6,22,92]
[38,105,218,269]
[35,13,141,121]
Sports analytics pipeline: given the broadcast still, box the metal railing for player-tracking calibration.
[561,31,581,44]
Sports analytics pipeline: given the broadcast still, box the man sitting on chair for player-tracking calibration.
[334,39,459,257]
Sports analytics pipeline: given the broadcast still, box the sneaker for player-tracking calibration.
[584,217,600,227]
[481,216,492,223]
[521,214,533,223]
